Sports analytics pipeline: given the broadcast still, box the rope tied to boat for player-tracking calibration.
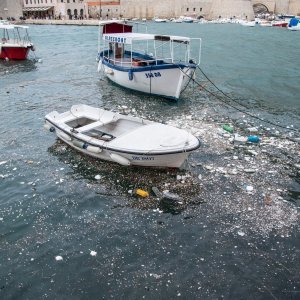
[173,62,299,135]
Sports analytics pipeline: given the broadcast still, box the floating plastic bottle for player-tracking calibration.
[234,134,247,144]
[135,189,149,198]
[234,134,260,144]
[247,135,260,143]
[222,124,234,133]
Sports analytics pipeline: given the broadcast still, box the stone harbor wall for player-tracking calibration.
[288,0,300,16]
[208,0,254,19]
[120,0,255,19]
[252,0,276,13]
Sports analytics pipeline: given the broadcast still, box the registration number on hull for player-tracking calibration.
[145,72,161,78]
[132,156,155,161]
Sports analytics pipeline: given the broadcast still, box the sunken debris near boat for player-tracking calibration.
[44,104,200,168]
[97,20,201,99]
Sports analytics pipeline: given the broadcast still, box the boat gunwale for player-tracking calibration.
[102,57,196,73]
[99,50,197,73]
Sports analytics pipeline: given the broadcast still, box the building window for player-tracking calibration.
[200,8,202,12]
[186,8,189,12]
[193,8,196,12]
[26,0,28,4]
[67,0,70,3]
[73,0,76,3]
[108,9,110,12]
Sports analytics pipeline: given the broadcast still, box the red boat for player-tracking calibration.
[0,23,35,60]
[271,21,289,27]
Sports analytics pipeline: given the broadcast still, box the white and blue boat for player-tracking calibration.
[97,20,201,99]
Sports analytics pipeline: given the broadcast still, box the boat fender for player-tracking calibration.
[72,141,102,153]
[97,59,102,72]
[128,69,134,81]
[57,131,72,141]
[72,139,85,148]
[110,153,130,166]
[105,67,114,75]
[44,123,54,132]
[192,70,196,80]
[86,145,102,154]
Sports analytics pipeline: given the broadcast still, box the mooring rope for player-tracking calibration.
[177,63,299,134]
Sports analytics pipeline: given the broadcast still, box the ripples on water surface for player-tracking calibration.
[0,23,299,299]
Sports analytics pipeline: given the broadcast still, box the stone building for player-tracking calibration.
[87,1,121,19]
[0,0,23,19]
[4,0,299,21]
[22,0,87,19]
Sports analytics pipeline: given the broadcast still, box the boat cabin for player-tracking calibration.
[98,21,201,70]
[1,24,32,48]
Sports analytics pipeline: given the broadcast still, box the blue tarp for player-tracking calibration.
[289,18,299,27]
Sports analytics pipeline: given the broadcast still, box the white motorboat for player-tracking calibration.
[172,18,183,23]
[45,104,200,168]
[259,21,272,27]
[182,17,196,23]
[240,21,256,27]
[153,18,168,23]
[0,22,35,60]
[97,20,201,100]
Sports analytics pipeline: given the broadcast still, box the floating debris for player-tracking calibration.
[135,189,149,198]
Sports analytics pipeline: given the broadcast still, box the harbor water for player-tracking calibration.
[0,23,299,299]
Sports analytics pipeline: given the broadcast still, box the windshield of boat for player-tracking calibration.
[1,25,31,45]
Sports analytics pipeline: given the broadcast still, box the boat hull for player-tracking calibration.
[100,60,195,99]
[54,129,190,168]
[0,46,31,60]
[45,104,200,168]
[288,25,300,31]
[272,22,288,27]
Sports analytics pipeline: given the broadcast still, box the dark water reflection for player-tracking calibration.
[0,59,38,75]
